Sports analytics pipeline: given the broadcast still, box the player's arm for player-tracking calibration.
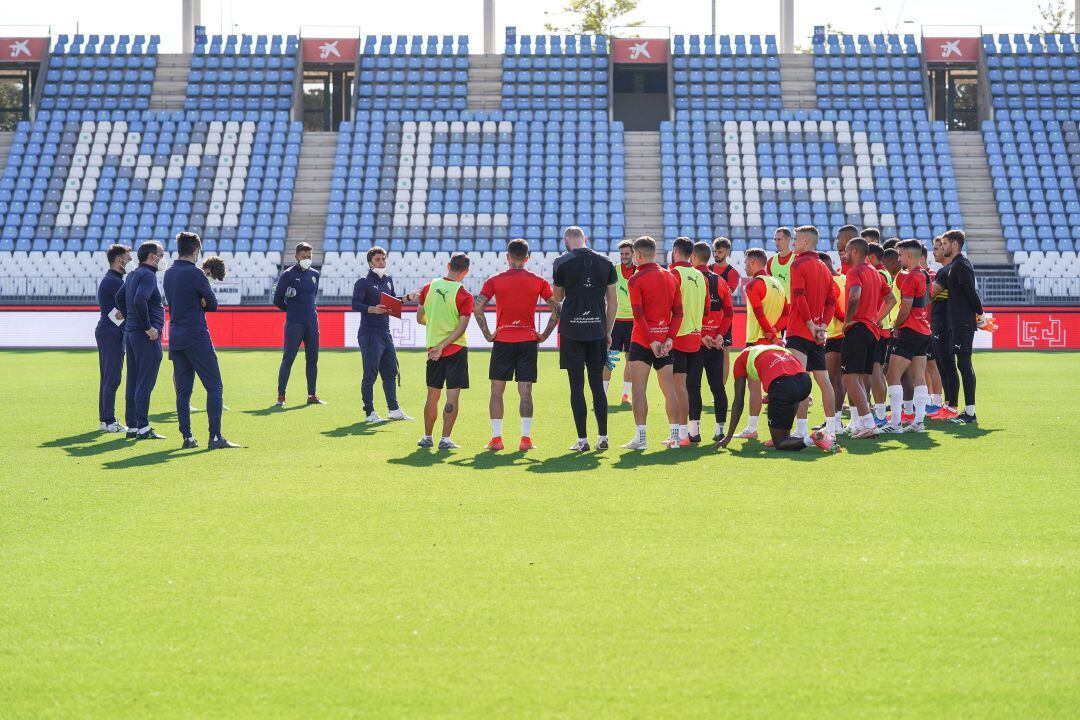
[113,284,127,319]
[831,282,845,323]
[894,296,913,327]
[844,285,861,330]
[132,272,154,332]
[956,263,984,318]
[746,279,779,341]
[719,376,746,448]
[196,270,219,313]
[473,293,493,341]
[539,295,560,342]
[874,290,896,325]
[931,280,946,300]
[604,280,618,345]
[661,282,683,355]
[430,293,472,359]
[821,276,836,330]
[272,270,289,311]
[718,286,734,336]
[790,264,814,334]
[416,285,428,325]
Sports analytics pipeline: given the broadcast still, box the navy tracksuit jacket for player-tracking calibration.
[114,263,165,431]
[273,264,321,396]
[95,268,125,424]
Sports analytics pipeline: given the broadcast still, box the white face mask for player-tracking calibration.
[299,258,313,270]
[124,259,138,274]
[371,267,386,277]
[155,255,168,271]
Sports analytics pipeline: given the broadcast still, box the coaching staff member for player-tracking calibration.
[114,240,166,440]
[941,228,984,425]
[552,226,618,452]
[273,242,323,406]
[351,246,414,423]
[96,243,131,433]
[163,232,241,450]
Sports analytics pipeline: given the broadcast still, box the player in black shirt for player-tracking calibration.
[940,229,984,424]
[551,226,618,451]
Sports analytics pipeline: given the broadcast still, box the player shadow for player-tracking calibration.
[148,410,178,422]
[718,443,832,461]
[39,430,104,449]
[387,448,454,468]
[448,451,541,471]
[242,404,311,417]
[321,422,381,438]
[100,445,204,470]
[526,450,602,474]
[931,423,998,440]
[611,445,714,469]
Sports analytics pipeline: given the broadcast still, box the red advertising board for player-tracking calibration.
[611,38,669,64]
[0,37,48,64]
[922,37,981,63]
[301,37,358,65]
[1,306,1078,350]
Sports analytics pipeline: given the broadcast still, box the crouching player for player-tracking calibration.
[718,344,838,453]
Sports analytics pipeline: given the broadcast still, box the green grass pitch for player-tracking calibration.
[1,349,1078,718]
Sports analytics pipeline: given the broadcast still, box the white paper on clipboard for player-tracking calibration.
[110,309,124,326]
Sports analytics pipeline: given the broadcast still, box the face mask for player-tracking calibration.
[155,255,168,271]
[124,259,138,274]
[371,267,386,277]
[299,258,313,270]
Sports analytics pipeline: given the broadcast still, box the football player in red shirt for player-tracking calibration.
[473,239,559,451]
[920,242,945,415]
[786,225,838,439]
[841,238,891,438]
[691,241,733,442]
[881,239,933,433]
[836,224,860,274]
[623,236,683,450]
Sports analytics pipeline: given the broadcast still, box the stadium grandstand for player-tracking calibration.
[1,22,1079,308]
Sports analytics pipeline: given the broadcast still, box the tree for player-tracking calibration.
[544,0,642,35]
[1034,0,1074,33]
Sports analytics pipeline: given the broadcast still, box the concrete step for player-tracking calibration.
[622,131,663,245]
[467,54,503,111]
[948,130,1009,265]
[0,131,13,171]
[780,53,816,110]
[284,132,338,253]
[149,54,191,111]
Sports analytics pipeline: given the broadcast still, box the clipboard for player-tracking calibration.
[380,292,403,318]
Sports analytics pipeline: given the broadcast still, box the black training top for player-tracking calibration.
[945,255,983,330]
[552,247,617,341]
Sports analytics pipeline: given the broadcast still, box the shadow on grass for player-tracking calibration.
[448,451,541,471]
[387,448,453,468]
[40,430,103,449]
[321,422,381,438]
[100,444,203,470]
[930,422,999,440]
[526,450,602,474]
[611,444,716,469]
[41,430,134,458]
[242,404,310,417]
[148,410,178,423]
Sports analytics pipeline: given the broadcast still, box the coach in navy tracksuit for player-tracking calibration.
[273,242,323,405]
[162,232,240,450]
[95,244,131,432]
[351,246,413,422]
[114,241,166,440]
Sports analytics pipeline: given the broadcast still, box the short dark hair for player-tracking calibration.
[867,242,884,260]
[712,236,731,251]
[883,248,900,265]
[448,252,470,273]
[202,255,226,281]
[882,237,900,250]
[774,226,792,240]
[746,247,768,265]
[897,238,922,253]
[837,224,859,238]
[692,241,712,265]
[847,238,869,258]
[817,251,834,271]
[942,228,966,249]
[295,242,313,255]
[137,241,163,263]
[366,245,386,263]
[507,238,529,260]
[672,236,694,259]
[795,225,819,242]
[633,236,657,255]
[106,243,131,264]
[617,239,634,250]
[860,228,881,243]
[176,231,202,257]
[920,245,928,258]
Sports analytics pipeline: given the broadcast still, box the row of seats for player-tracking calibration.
[983,33,1080,54]
[813,35,923,112]
[362,35,469,56]
[186,35,297,112]
[51,34,160,55]
[501,35,608,110]
[505,35,606,55]
[1014,250,1080,296]
[813,33,919,54]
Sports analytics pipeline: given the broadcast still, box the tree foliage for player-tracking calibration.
[544,0,642,35]
[1034,0,1074,33]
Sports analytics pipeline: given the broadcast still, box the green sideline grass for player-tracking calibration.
[1,349,1077,718]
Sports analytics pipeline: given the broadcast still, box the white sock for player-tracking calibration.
[578,437,588,444]
[848,411,860,429]
[888,385,903,426]
[914,385,929,424]
[490,418,502,437]
[965,404,975,415]
[874,402,886,420]
[597,435,607,443]
[794,418,808,437]
[669,424,680,441]
[521,417,532,437]
[747,415,759,432]
[440,436,452,443]
[636,425,647,442]
[825,416,836,434]
[803,434,816,447]
[715,422,725,437]
[931,393,941,406]
[688,420,699,436]
[834,411,842,427]
[678,424,689,440]
[422,434,432,441]
[903,401,914,414]
[603,381,610,395]
[623,381,631,396]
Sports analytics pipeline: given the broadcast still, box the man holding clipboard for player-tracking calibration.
[351,246,417,423]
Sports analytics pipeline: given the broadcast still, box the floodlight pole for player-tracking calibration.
[484,0,495,54]
[780,0,794,53]
[182,0,202,53]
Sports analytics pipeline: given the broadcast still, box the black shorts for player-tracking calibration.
[951,326,976,354]
[766,373,812,430]
[427,347,469,389]
[824,337,844,354]
[489,341,538,382]
[874,333,892,366]
[559,336,607,371]
[671,348,692,374]
[840,322,876,376]
[610,319,633,354]
[785,335,826,372]
[891,328,931,360]
[629,341,672,370]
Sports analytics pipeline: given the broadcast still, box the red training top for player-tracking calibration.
[895,268,931,335]
[844,260,885,336]
[479,268,553,342]
[766,252,793,277]
[745,270,789,340]
[628,262,683,346]
[788,250,837,343]
[710,261,741,294]
[419,280,474,357]
[732,347,805,393]
[695,264,734,340]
